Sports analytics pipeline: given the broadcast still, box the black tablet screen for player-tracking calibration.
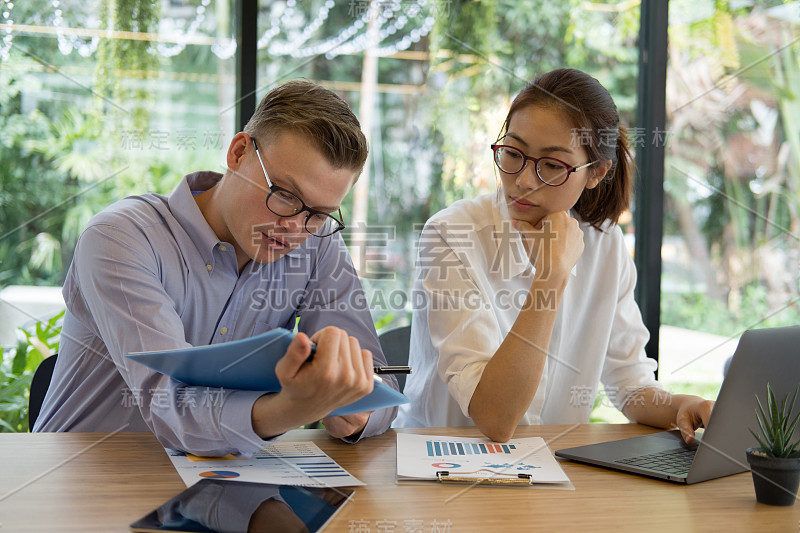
[130,479,354,533]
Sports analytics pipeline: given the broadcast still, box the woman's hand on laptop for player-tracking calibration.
[675,395,715,444]
[623,388,715,444]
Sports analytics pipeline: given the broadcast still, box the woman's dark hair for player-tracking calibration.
[499,68,634,229]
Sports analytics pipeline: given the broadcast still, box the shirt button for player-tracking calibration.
[219,245,227,252]
[220,326,228,335]
[206,264,213,271]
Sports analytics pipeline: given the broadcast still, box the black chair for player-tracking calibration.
[378,325,411,392]
[28,353,58,431]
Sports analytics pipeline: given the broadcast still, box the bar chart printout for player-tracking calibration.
[425,440,517,456]
[396,434,572,486]
[166,441,364,488]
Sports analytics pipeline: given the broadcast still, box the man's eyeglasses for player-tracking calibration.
[252,137,345,238]
[491,144,596,187]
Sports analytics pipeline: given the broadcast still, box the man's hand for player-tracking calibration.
[322,412,372,439]
[251,327,374,439]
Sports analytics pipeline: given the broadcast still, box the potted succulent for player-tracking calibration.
[746,383,800,506]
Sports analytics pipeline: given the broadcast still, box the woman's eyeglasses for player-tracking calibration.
[491,144,595,187]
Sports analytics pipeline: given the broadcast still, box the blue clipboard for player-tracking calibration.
[126,328,408,417]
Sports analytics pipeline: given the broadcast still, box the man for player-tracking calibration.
[35,80,398,456]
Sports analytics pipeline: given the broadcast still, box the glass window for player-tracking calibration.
[661,0,800,399]
[0,0,236,346]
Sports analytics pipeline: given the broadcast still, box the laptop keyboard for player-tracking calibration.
[615,447,696,476]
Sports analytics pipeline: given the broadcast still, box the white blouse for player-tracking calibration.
[394,190,661,429]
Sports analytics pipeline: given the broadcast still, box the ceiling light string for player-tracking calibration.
[0,0,14,61]
[270,0,400,58]
[327,1,426,58]
[257,0,301,49]
[157,0,212,57]
[51,0,100,57]
[275,0,335,50]
[327,1,433,58]
[375,15,434,57]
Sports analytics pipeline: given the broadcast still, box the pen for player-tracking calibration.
[308,343,411,375]
[373,366,412,375]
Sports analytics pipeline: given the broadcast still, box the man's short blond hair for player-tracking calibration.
[244,80,368,173]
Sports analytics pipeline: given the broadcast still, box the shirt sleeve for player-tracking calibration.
[416,221,501,419]
[73,222,270,456]
[294,233,398,440]
[600,234,662,411]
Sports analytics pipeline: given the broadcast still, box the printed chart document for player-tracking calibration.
[396,433,572,488]
[167,441,364,488]
[126,328,408,416]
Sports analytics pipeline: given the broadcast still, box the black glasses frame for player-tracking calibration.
[490,143,596,187]
[252,137,345,238]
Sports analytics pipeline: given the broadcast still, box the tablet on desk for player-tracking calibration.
[129,479,354,533]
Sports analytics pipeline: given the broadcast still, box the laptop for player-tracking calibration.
[555,326,800,484]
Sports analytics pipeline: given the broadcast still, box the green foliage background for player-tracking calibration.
[0,311,62,432]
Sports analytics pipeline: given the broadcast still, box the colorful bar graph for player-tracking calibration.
[425,440,516,457]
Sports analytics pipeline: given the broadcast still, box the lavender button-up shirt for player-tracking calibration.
[35,171,397,456]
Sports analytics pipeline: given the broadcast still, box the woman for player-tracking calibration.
[395,68,713,443]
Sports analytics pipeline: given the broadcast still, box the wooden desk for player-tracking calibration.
[1,425,797,532]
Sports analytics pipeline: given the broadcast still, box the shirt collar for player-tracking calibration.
[169,171,226,258]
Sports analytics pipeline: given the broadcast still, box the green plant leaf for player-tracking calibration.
[749,428,769,451]
[753,383,800,457]
[754,407,771,446]
[374,313,396,332]
[783,387,799,432]
[47,310,64,329]
[11,347,27,376]
[754,395,773,440]
[767,384,779,431]
[784,412,800,447]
